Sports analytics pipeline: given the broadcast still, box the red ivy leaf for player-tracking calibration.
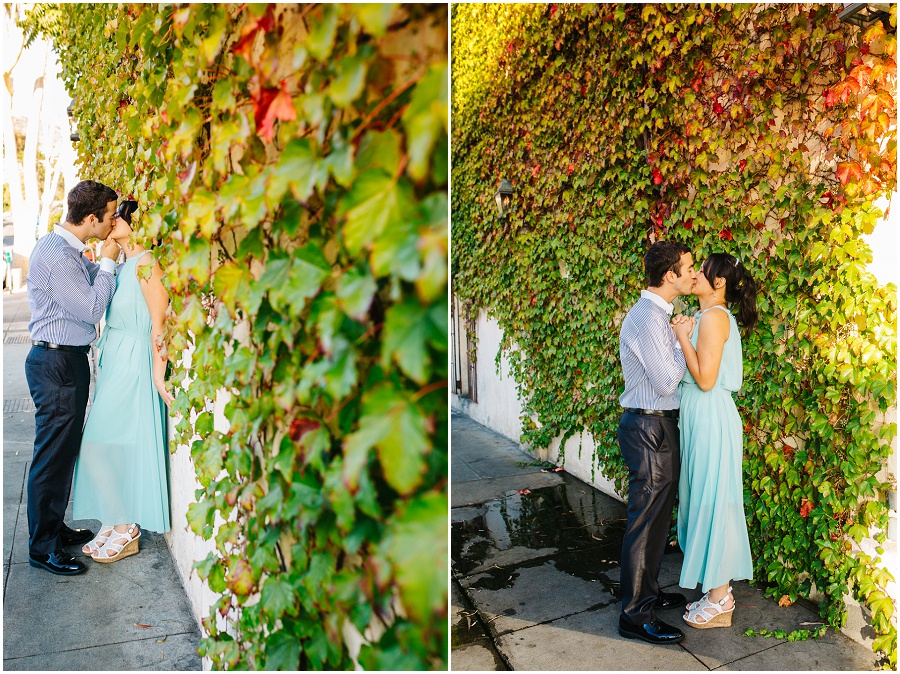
[652,167,663,185]
[549,4,558,18]
[718,228,733,241]
[257,83,297,143]
[289,418,320,442]
[836,161,862,186]
[683,219,693,230]
[799,499,814,518]
[252,86,279,130]
[532,164,540,178]
[713,101,724,115]
[739,159,747,171]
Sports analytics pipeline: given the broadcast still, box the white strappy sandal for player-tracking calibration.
[81,525,114,556]
[684,586,734,628]
[91,524,141,563]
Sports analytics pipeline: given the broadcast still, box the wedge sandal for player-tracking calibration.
[684,586,734,628]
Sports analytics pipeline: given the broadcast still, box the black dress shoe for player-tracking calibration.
[60,526,94,546]
[619,618,684,645]
[656,591,687,610]
[29,550,87,576]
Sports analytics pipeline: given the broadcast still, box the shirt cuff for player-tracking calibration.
[98,258,116,275]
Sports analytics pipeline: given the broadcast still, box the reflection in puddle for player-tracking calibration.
[452,479,629,584]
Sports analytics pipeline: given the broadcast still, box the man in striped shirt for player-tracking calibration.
[617,240,696,645]
[25,180,121,576]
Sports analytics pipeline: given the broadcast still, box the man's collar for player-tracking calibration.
[54,225,86,253]
[641,289,675,315]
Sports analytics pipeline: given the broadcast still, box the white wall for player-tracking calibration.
[163,414,219,634]
[451,309,524,444]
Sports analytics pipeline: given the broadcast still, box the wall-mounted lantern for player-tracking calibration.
[66,98,79,142]
[838,3,891,27]
[494,179,513,217]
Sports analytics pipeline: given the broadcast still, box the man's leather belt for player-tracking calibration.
[31,341,91,355]
[624,407,679,418]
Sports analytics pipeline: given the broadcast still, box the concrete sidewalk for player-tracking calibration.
[450,413,881,671]
[3,289,201,670]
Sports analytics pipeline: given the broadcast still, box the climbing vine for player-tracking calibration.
[452,3,896,666]
[28,3,447,669]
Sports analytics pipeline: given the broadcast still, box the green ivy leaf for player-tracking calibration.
[342,383,429,495]
[402,62,448,181]
[330,51,369,107]
[378,491,448,623]
[264,629,301,670]
[340,170,416,255]
[261,576,298,619]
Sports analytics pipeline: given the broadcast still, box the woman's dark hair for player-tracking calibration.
[702,253,758,334]
[65,180,118,225]
[645,240,691,287]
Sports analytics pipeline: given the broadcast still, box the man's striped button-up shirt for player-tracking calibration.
[618,290,686,411]
[27,227,117,347]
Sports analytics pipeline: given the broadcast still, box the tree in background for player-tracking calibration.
[3,3,73,269]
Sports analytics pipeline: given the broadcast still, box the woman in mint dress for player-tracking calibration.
[671,253,758,628]
[72,204,174,563]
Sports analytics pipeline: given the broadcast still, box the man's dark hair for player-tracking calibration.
[65,180,118,226]
[645,240,691,287]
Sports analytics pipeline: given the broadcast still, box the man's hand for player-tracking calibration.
[100,237,120,260]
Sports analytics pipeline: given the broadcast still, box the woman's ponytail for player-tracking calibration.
[732,266,758,335]
[703,253,759,335]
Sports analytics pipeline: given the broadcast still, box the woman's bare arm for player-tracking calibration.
[137,255,174,406]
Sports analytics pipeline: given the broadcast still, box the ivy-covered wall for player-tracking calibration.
[28,3,447,669]
[452,3,896,666]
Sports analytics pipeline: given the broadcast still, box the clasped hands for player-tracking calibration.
[671,313,696,339]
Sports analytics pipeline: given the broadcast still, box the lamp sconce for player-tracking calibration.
[494,179,513,217]
[66,98,79,142]
[838,3,891,27]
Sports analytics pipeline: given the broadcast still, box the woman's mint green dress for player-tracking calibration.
[72,252,170,532]
[677,305,752,591]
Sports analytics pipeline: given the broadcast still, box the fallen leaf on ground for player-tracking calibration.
[156,635,168,643]
[516,489,531,495]
[551,467,564,472]
[777,595,793,607]
[135,623,153,629]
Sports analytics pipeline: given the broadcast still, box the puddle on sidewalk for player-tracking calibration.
[451,476,629,588]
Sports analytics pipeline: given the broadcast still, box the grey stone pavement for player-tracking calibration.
[3,289,201,670]
[450,412,881,671]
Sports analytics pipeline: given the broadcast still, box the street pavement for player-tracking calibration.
[450,412,881,671]
[3,289,201,670]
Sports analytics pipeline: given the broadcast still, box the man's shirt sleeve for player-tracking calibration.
[48,254,116,325]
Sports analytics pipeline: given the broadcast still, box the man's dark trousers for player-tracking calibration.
[25,346,91,555]
[618,411,680,627]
